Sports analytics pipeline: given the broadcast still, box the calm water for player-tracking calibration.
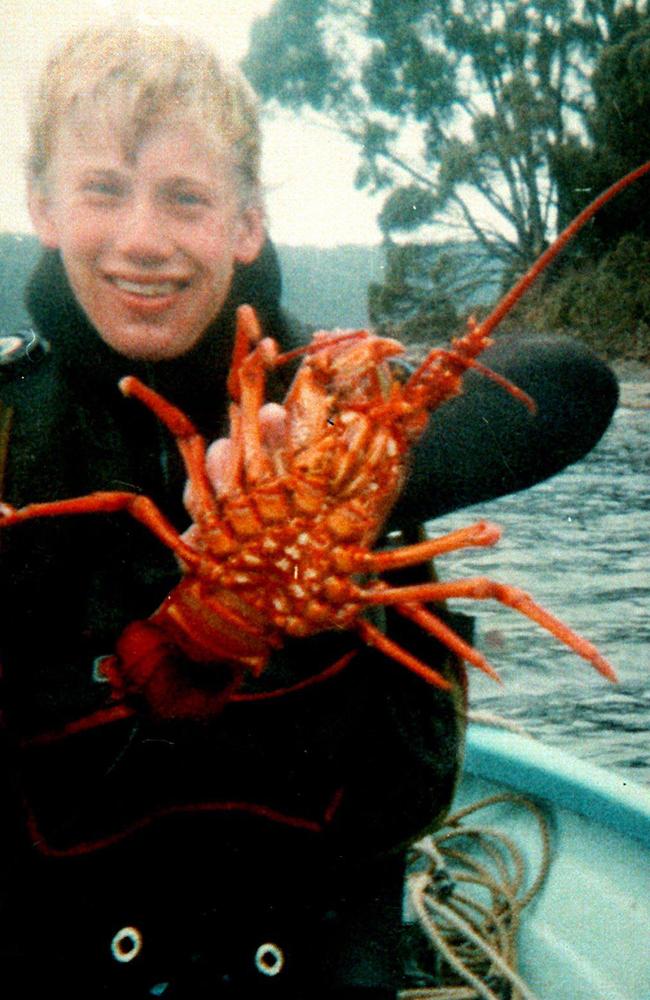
[424,397,650,784]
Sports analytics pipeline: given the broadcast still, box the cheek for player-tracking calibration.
[187,212,243,266]
[193,245,238,296]
[59,210,109,258]
[192,229,235,266]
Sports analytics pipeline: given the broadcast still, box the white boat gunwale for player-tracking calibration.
[464,722,650,848]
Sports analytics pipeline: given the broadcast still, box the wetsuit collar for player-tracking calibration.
[24,246,286,436]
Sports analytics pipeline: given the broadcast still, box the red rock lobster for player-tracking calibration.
[3,162,648,720]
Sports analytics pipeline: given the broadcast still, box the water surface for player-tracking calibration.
[425,400,650,783]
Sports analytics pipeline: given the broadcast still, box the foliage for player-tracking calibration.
[368,244,460,344]
[245,0,647,274]
[552,13,650,258]
[368,241,500,345]
[244,2,650,356]
[502,234,650,360]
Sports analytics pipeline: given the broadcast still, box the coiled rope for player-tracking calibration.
[399,793,551,1000]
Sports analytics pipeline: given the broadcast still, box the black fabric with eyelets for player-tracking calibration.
[0,238,464,999]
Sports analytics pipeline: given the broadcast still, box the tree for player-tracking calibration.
[507,12,650,360]
[244,0,647,281]
[367,241,500,345]
[368,243,460,344]
[553,11,650,258]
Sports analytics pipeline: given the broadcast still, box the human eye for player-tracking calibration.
[175,190,207,206]
[81,172,126,202]
[163,180,213,214]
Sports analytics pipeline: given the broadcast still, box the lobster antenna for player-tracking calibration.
[477,159,650,340]
[274,329,377,366]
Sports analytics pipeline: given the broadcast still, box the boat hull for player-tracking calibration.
[452,724,650,1000]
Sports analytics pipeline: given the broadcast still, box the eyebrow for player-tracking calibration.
[162,174,205,185]
[77,167,125,181]
[162,174,218,190]
[77,167,215,186]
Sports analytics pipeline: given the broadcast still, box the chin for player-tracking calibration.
[100,327,203,362]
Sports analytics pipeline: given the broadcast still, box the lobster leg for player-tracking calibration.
[360,578,617,681]
[119,377,221,528]
[356,618,453,690]
[238,340,279,484]
[227,304,264,400]
[352,521,502,574]
[0,492,204,571]
[396,602,502,682]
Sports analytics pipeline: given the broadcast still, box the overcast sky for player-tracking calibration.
[1,0,383,246]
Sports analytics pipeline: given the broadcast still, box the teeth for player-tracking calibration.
[113,279,180,297]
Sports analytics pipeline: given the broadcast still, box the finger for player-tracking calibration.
[205,438,234,494]
[258,402,287,458]
[185,404,288,515]
[184,438,233,516]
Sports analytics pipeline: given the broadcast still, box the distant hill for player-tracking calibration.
[0,232,41,331]
[277,243,384,329]
[277,242,503,330]
[0,233,382,333]
[0,233,497,335]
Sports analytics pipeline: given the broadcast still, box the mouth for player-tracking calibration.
[108,276,190,298]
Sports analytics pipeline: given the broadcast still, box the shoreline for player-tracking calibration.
[611,360,650,409]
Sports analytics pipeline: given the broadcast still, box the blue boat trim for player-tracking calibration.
[464,723,650,847]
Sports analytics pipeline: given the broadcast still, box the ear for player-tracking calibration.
[28,185,61,249]
[233,204,266,265]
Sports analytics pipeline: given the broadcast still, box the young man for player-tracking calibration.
[0,19,617,1000]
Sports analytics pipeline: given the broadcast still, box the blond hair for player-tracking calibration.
[27,20,262,204]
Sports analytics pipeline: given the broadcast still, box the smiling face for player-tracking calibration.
[29,119,265,361]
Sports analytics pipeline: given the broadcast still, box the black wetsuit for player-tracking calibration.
[0,240,618,998]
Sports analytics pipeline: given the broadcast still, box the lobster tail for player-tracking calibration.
[101,620,241,720]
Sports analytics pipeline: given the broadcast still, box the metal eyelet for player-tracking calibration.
[92,655,111,683]
[111,925,143,963]
[254,941,285,977]
[0,329,49,369]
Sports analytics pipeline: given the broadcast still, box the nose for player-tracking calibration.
[113,196,174,263]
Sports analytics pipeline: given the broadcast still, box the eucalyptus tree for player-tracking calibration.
[554,11,650,258]
[245,0,647,277]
